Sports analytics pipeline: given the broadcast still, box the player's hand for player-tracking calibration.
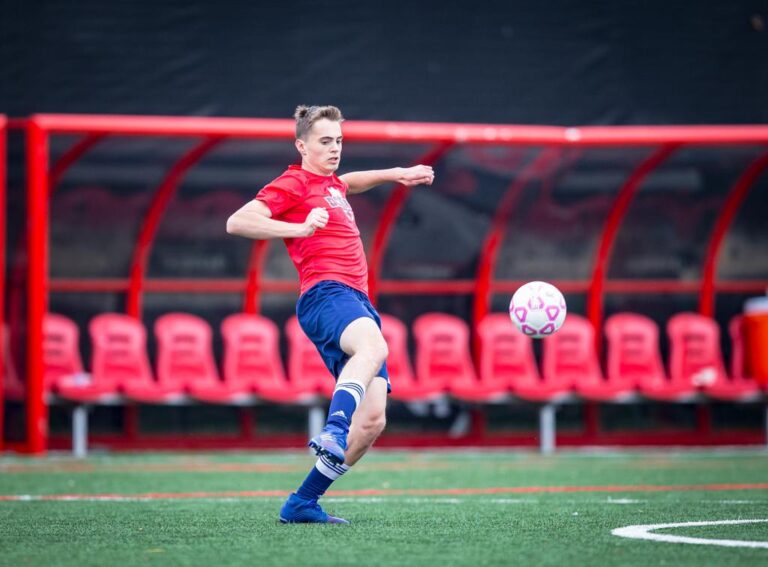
[300,207,329,237]
[397,165,435,187]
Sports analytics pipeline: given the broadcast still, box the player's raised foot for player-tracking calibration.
[308,425,347,465]
[279,493,349,524]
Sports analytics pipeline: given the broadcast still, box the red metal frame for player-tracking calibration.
[30,115,768,145]
[18,114,768,454]
[586,144,680,353]
[126,136,224,318]
[699,150,768,317]
[26,121,50,454]
[45,277,768,295]
[7,127,108,351]
[472,148,562,338]
[367,142,455,303]
[243,240,269,314]
[49,134,107,192]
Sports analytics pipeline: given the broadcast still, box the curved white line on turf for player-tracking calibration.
[612,519,768,549]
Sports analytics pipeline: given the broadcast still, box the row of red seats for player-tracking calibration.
[39,313,333,406]
[416,311,764,404]
[10,310,766,407]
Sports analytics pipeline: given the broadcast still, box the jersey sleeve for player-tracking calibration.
[255,174,305,217]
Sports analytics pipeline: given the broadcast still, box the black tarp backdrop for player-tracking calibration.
[1,0,767,124]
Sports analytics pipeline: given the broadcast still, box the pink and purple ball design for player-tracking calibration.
[509,281,567,338]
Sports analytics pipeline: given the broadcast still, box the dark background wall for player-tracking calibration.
[2,0,767,124]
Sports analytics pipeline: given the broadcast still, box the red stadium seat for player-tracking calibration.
[590,313,663,402]
[514,314,585,403]
[730,314,767,395]
[152,312,230,404]
[222,313,313,404]
[57,313,141,403]
[668,313,760,402]
[380,313,442,401]
[286,316,335,398]
[463,313,537,402]
[43,313,86,393]
[88,313,176,403]
[624,316,697,402]
[412,313,474,399]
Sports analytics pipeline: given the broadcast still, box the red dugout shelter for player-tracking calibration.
[4,115,768,453]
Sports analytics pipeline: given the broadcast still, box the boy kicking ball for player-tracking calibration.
[226,105,434,523]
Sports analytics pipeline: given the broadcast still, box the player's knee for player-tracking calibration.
[354,336,388,370]
[366,335,388,368]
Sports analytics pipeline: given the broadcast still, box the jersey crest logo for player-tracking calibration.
[324,187,355,221]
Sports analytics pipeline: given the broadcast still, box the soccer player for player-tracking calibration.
[226,105,434,523]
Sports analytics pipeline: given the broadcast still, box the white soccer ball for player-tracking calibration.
[509,281,567,338]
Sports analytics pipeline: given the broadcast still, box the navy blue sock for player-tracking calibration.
[326,380,366,434]
[296,456,349,500]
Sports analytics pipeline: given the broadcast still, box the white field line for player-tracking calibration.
[612,519,768,549]
[606,498,644,504]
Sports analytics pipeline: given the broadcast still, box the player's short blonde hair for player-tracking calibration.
[294,105,344,139]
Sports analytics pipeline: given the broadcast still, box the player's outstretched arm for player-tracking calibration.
[341,165,434,195]
[226,200,328,239]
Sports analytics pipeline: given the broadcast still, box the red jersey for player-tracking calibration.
[255,165,369,296]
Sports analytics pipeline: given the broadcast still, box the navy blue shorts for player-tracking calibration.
[296,280,390,391]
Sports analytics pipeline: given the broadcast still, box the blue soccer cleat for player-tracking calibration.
[279,493,349,524]
[308,425,347,465]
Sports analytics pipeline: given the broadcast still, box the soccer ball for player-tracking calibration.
[509,281,567,338]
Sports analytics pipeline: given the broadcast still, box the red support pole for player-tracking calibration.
[7,134,108,376]
[0,116,6,451]
[41,276,768,296]
[26,120,50,454]
[243,240,270,314]
[587,144,679,354]
[31,115,768,146]
[699,150,768,317]
[126,137,224,318]
[367,142,454,303]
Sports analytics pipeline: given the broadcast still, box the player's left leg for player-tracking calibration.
[279,374,388,524]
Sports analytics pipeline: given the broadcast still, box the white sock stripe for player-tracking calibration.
[315,456,349,479]
[346,382,365,398]
[335,380,366,406]
[320,454,348,475]
[336,381,365,397]
[315,458,341,480]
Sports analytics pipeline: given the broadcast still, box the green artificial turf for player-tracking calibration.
[1,450,767,566]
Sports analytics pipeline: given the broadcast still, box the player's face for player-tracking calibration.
[297,119,343,176]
